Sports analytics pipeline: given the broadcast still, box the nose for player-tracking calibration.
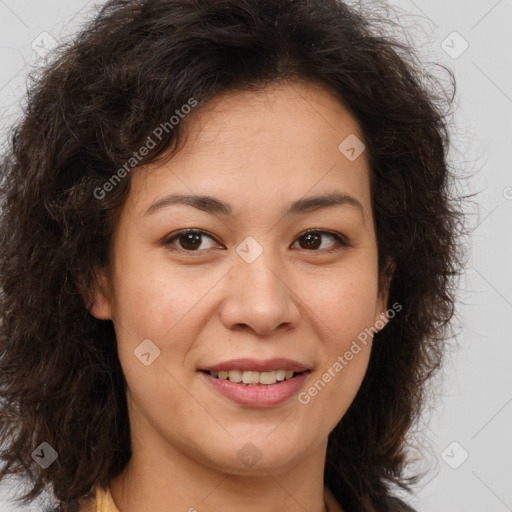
[219,247,301,336]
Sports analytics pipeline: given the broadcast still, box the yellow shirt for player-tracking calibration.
[79,485,119,512]
[80,484,343,511]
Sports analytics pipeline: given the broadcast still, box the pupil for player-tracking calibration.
[182,233,201,250]
[303,233,320,249]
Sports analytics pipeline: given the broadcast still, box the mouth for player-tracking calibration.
[198,368,311,408]
[199,369,309,386]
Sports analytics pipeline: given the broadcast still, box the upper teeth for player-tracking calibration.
[209,369,296,385]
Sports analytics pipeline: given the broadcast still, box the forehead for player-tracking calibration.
[126,81,371,220]
[178,81,364,154]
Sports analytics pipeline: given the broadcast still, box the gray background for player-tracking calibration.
[0,0,511,511]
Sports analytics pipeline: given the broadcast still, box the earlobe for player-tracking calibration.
[373,308,389,333]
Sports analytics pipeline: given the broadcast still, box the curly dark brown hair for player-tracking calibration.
[0,0,468,511]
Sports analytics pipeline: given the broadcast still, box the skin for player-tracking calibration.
[90,80,390,512]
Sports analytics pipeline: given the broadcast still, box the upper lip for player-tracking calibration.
[199,358,310,373]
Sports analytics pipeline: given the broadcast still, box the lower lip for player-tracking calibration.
[199,371,310,408]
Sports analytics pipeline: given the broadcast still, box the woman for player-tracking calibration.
[0,0,465,511]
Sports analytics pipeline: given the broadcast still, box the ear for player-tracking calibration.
[81,268,113,320]
[373,258,395,332]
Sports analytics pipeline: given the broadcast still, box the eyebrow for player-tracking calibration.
[143,191,364,219]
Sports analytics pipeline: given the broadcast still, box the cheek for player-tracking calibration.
[109,244,224,342]
[294,263,378,415]
[299,263,380,344]
[317,347,371,432]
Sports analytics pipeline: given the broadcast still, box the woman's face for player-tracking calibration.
[91,81,389,476]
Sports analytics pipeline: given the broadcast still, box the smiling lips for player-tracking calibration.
[199,357,311,407]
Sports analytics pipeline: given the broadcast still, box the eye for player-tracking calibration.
[163,228,349,254]
[291,229,349,252]
[163,229,221,253]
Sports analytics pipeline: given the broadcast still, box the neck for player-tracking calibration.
[110,430,331,512]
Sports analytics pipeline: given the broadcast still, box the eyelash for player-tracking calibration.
[162,228,349,255]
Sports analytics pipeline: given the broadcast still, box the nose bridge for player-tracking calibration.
[240,242,283,294]
[220,235,300,334]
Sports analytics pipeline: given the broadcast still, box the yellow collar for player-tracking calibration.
[90,484,343,512]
